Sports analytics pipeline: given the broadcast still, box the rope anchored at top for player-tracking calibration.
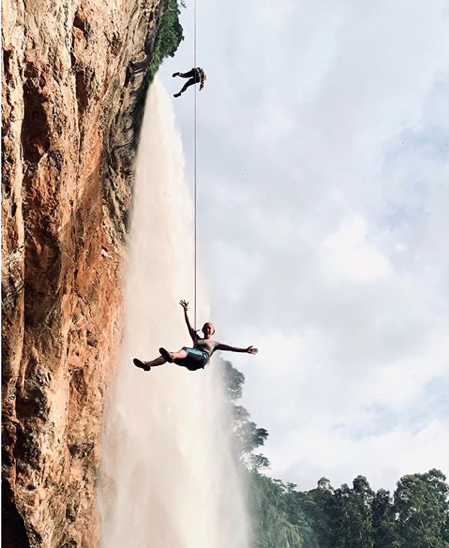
[193,0,197,330]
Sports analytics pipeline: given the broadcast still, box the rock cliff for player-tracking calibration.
[2,0,164,545]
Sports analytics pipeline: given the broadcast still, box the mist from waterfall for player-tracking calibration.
[97,78,250,548]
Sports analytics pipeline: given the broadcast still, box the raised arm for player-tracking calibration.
[216,344,258,354]
[179,300,197,342]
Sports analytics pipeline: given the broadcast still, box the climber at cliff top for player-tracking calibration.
[172,67,206,98]
[133,300,258,372]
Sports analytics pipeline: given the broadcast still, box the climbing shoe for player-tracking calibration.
[172,72,180,77]
[174,92,181,98]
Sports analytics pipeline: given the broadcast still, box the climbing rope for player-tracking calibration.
[193,0,197,330]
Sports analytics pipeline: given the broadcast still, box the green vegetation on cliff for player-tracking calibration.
[148,0,184,82]
[130,0,184,146]
[220,361,449,548]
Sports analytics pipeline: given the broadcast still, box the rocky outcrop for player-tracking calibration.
[2,0,162,545]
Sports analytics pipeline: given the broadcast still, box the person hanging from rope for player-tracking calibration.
[172,67,206,98]
[133,299,258,372]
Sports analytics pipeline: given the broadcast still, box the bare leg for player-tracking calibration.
[170,349,188,360]
[134,348,188,371]
[133,356,167,371]
[146,356,167,367]
[148,347,187,365]
[133,355,165,371]
[147,348,186,366]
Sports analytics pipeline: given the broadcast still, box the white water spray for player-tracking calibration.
[98,79,249,548]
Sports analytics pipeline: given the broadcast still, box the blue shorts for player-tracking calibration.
[174,347,209,371]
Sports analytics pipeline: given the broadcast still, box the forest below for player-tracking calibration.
[220,361,449,548]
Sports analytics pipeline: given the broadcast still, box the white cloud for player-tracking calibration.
[369,332,449,409]
[160,0,449,491]
[269,419,449,491]
[322,216,392,281]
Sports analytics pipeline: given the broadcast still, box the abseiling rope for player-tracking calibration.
[193,0,197,330]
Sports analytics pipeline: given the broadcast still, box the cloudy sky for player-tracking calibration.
[159,0,449,492]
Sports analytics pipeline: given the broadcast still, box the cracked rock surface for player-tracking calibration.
[2,0,161,545]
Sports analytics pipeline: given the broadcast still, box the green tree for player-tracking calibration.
[249,474,316,548]
[248,453,271,473]
[332,477,374,548]
[220,360,245,401]
[219,362,268,459]
[235,416,268,458]
[218,361,449,548]
[298,478,335,548]
[148,0,184,82]
[394,469,449,548]
[372,489,400,548]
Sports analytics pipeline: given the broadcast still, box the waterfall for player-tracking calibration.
[98,78,249,548]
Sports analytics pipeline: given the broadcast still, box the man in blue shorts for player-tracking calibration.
[133,300,257,372]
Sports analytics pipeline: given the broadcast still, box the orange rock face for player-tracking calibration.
[2,0,161,545]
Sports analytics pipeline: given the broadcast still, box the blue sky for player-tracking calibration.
[159,0,449,491]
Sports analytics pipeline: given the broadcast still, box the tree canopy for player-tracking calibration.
[219,360,449,548]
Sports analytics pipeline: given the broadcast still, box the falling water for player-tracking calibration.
[98,78,249,548]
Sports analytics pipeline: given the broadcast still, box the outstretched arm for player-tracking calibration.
[179,300,197,343]
[216,344,258,354]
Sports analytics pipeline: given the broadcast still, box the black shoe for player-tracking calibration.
[133,358,151,371]
[172,72,180,77]
[174,92,181,98]
[159,347,173,363]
